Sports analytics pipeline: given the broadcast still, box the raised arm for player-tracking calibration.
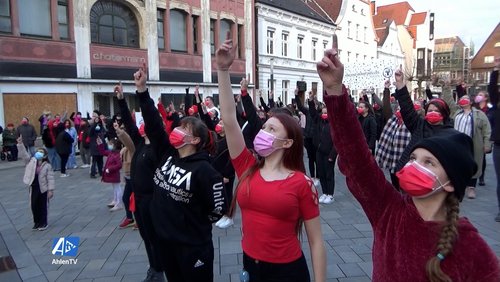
[295,89,309,115]
[259,91,271,113]
[216,32,246,159]
[393,69,422,134]
[114,82,142,145]
[115,122,136,155]
[318,35,400,228]
[441,84,459,118]
[382,80,393,121]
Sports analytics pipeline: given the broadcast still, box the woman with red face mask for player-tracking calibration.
[319,35,499,282]
[216,32,326,282]
[442,92,491,200]
[392,72,459,174]
[133,65,227,282]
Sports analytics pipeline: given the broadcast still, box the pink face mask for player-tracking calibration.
[474,95,484,103]
[253,129,287,157]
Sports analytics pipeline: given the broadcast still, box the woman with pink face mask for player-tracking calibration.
[318,35,499,282]
[132,65,227,282]
[216,32,326,282]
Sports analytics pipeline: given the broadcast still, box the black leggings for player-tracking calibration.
[303,138,317,178]
[316,150,337,195]
[159,241,214,282]
[243,252,310,282]
[58,153,69,174]
[31,175,48,226]
[134,195,163,272]
[122,178,133,220]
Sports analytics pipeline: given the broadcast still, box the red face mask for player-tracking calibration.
[425,111,443,124]
[395,111,403,124]
[321,113,328,120]
[188,105,198,116]
[373,104,380,111]
[413,103,422,111]
[139,124,146,137]
[458,98,470,106]
[390,96,396,103]
[357,108,364,115]
[396,161,448,198]
[169,128,190,149]
[215,124,223,134]
[204,101,211,107]
[22,120,28,125]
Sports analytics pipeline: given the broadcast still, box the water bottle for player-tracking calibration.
[239,270,249,282]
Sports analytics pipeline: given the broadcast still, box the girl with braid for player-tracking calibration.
[318,35,499,281]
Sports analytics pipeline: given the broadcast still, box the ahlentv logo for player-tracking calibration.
[52,237,79,256]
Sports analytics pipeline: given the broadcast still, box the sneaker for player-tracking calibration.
[107,201,116,208]
[81,164,90,168]
[313,178,321,188]
[37,224,48,231]
[90,175,97,179]
[32,223,39,230]
[60,173,70,178]
[467,187,476,199]
[119,218,135,229]
[322,195,334,204]
[478,178,485,186]
[318,194,327,204]
[216,216,234,229]
[133,223,139,230]
[495,213,500,222]
[109,205,123,212]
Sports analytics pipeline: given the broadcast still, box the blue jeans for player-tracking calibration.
[493,144,500,211]
[67,144,77,168]
[46,147,61,171]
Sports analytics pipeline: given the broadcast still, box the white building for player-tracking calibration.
[255,0,336,104]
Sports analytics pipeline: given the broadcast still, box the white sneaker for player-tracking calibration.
[109,205,123,212]
[318,194,327,204]
[216,216,234,229]
[313,178,321,188]
[322,195,334,204]
[60,173,70,178]
[81,164,90,168]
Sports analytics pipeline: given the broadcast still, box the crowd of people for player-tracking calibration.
[2,32,499,281]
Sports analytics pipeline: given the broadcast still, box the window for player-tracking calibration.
[267,79,276,93]
[157,10,165,49]
[297,35,304,59]
[90,1,139,47]
[281,32,288,57]
[417,50,424,59]
[0,0,11,33]
[19,0,51,37]
[238,24,244,58]
[192,15,199,54]
[347,21,351,38]
[352,4,356,12]
[363,26,367,43]
[312,39,317,60]
[356,24,360,41]
[347,51,351,62]
[323,40,328,51]
[170,10,187,52]
[484,56,494,63]
[210,19,215,54]
[220,19,232,49]
[282,80,289,103]
[338,49,342,58]
[495,42,500,47]
[266,29,274,54]
[58,0,69,39]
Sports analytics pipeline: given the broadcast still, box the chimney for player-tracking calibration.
[371,1,376,16]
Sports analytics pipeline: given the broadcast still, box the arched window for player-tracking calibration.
[219,19,232,46]
[90,0,139,47]
[170,9,187,52]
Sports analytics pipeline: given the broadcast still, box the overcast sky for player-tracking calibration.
[374,0,500,53]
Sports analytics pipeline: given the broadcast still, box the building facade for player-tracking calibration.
[254,0,335,105]
[433,36,470,82]
[470,22,500,95]
[0,0,254,131]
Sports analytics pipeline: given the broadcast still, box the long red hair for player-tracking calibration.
[229,113,305,217]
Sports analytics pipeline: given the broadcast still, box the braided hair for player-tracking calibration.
[425,193,460,282]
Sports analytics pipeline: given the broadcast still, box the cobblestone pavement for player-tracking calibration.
[0,155,498,282]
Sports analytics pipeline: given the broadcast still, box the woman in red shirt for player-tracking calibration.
[317,36,499,281]
[216,33,326,281]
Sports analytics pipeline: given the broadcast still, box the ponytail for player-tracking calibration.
[204,129,217,155]
[425,193,460,282]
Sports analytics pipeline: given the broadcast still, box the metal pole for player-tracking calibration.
[270,58,274,93]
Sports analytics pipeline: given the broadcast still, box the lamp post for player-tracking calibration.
[270,58,274,93]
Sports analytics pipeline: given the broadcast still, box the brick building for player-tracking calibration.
[470,22,500,95]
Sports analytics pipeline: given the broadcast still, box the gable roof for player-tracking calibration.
[305,0,342,23]
[434,37,466,53]
[373,18,393,46]
[409,12,427,25]
[256,0,333,24]
[471,22,500,69]
[376,1,414,25]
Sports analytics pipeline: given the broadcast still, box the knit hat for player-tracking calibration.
[412,133,477,201]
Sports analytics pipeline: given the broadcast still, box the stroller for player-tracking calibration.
[0,136,13,161]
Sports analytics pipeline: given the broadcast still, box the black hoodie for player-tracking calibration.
[138,89,227,245]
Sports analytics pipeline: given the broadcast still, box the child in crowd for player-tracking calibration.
[97,137,123,211]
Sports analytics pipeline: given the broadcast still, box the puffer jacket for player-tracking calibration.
[18,144,54,193]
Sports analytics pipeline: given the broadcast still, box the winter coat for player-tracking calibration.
[358,114,377,151]
[116,129,135,178]
[98,145,122,183]
[16,124,37,146]
[55,130,74,155]
[444,91,492,179]
[89,122,106,156]
[18,144,54,193]
[2,128,17,146]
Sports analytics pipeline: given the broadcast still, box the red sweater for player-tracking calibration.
[324,93,500,281]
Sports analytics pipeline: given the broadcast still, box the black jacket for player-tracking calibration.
[139,89,227,245]
[489,70,500,143]
[394,86,459,171]
[241,91,264,149]
[309,100,336,159]
[211,136,235,179]
[358,114,377,151]
[55,130,74,155]
[296,95,315,138]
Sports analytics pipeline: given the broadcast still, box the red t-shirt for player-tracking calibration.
[232,148,320,263]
